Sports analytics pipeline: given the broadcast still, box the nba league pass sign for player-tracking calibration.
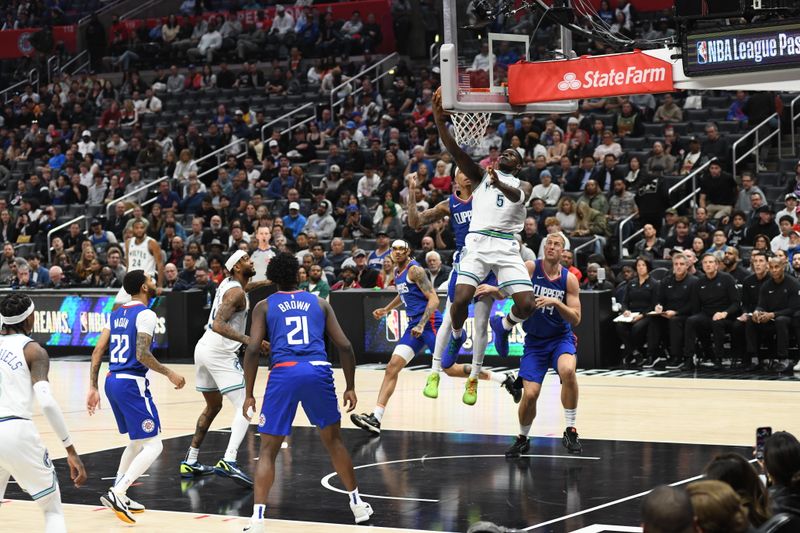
[685,22,800,76]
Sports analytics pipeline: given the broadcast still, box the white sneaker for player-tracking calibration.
[350,501,374,524]
[243,519,265,532]
[100,489,136,524]
[121,494,145,513]
[793,359,800,372]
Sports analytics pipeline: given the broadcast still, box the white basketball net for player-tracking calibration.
[450,111,492,146]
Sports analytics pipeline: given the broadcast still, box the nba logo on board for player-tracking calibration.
[141,419,155,433]
[385,310,401,342]
[697,41,708,64]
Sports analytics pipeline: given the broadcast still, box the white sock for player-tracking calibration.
[373,405,385,422]
[116,441,143,484]
[114,437,163,495]
[224,388,249,463]
[252,504,266,521]
[431,299,452,373]
[451,328,463,339]
[564,408,577,428]
[486,370,505,384]
[348,487,364,505]
[470,364,482,379]
[431,357,442,373]
[502,310,523,331]
[186,446,199,465]
[519,424,532,437]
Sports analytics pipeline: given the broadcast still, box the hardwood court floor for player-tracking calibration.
[3,361,800,532]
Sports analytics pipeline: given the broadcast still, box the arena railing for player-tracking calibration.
[618,157,716,256]
[196,137,249,182]
[119,0,161,21]
[47,214,88,264]
[46,55,60,84]
[60,50,90,76]
[106,174,172,219]
[790,94,800,156]
[732,112,781,181]
[261,102,316,143]
[572,235,600,255]
[1,69,38,104]
[329,52,399,122]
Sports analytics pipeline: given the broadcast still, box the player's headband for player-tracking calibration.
[0,301,35,325]
[391,239,409,250]
[225,250,248,272]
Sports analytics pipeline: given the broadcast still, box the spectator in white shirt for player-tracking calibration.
[188,20,222,63]
[136,88,162,114]
[357,166,381,200]
[87,174,107,205]
[468,41,491,72]
[269,4,295,45]
[776,193,799,224]
[77,130,96,158]
[531,170,562,206]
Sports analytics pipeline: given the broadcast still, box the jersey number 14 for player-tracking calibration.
[110,334,130,363]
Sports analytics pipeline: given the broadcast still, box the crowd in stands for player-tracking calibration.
[1,1,800,372]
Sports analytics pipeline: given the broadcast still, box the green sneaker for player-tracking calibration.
[423,372,440,398]
[462,377,478,405]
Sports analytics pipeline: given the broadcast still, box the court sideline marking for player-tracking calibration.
[321,454,600,502]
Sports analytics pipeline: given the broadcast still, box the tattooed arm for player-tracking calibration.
[245,279,272,292]
[136,330,185,388]
[409,264,439,337]
[406,174,450,230]
[211,287,249,344]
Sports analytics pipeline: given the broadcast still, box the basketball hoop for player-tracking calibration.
[450,111,492,146]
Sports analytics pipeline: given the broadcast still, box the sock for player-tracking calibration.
[431,300,451,373]
[252,504,266,521]
[431,357,442,373]
[114,437,163,495]
[502,310,523,331]
[116,441,143,484]
[519,424,532,438]
[470,364,482,379]
[224,388,249,463]
[372,405,385,422]
[486,370,505,384]
[451,328,463,339]
[348,487,364,505]
[564,408,577,428]
[186,446,199,465]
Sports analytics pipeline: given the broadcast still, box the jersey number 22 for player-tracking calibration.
[110,334,130,363]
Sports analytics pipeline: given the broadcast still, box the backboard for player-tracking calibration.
[440,0,579,115]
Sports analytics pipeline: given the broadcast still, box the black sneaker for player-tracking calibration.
[505,435,530,458]
[562,426,582,454]
[650,356,667,369]
[773,358,792,373]
[699,357,716,368]
[502,372,522,404]
[350,413,381,435]
[640,356,655,369]
[664,357,683,370]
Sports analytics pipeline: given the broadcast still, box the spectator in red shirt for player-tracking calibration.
[99,101,122,129]
[561,248,583,282]
[429,160,452,194]
[412,98,432,127]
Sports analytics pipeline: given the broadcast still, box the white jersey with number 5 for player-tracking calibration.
[198,278,248,353]
[0,334,34,420]
[127,236,157,275]
[469,169,527,236]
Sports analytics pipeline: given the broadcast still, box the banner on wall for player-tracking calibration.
[111,0,395,54]
[362,295,526,357]
[28,293,168,349]
[0,26,77,60]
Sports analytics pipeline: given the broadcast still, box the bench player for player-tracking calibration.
[501,233,582,457]
[0,293,87,533]
[431,88,537,363]
[406,172,520,405]
[87,270,186,524]
[180,250,269,488]
[242,253,373,530]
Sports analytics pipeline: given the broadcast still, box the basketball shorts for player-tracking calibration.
[394,311,443,363]
[0,418,58,501]
[457,233,533,295]
[105,372,162,440]
[447,259,498,302]
[257,360,340,436]
[520,333,577,385]
[194,341,245,394]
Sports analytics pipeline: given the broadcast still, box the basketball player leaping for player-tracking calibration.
[242,253,373,531]
[0,293,87,533]
[406,172,521,405]
[501,233,582,457]
[432,88,537,363]
[87,270,186,524]
[180,250,270,487]
[350,239,442,435]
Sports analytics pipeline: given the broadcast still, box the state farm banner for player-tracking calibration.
[508,50,674,105]
[0,25,77,59]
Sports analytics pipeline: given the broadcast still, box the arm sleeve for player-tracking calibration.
[33,381,72,448]
[135,309,158,337]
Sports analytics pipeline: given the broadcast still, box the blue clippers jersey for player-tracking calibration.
[395,260,428,322]
[266,291,327,364]
[522,260,572,340]
[449,194,472,256]
[108,302,151,376]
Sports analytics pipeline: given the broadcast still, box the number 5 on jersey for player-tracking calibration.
[286,316,309,345]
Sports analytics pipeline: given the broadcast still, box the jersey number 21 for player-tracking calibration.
[286,316,309,345]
